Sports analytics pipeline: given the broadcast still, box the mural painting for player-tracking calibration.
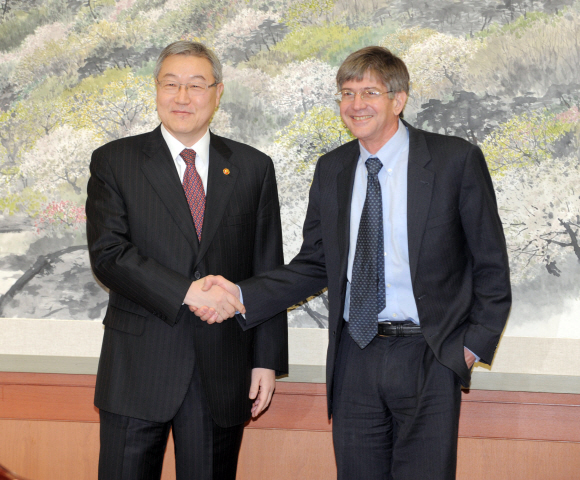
[0,0,578,341]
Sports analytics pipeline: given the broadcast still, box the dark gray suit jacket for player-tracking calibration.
[238,122,511,416]
[86,126,288,427]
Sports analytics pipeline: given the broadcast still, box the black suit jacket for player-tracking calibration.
[238,122,511,416]
[86,126,288,427]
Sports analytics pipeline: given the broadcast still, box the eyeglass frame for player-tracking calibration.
[156,79,219,96]
[334,89,395,103]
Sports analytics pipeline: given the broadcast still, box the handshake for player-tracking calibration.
[184,275,242,324]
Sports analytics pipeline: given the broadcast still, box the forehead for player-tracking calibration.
[158,54,214,79]
[340,70,385,89]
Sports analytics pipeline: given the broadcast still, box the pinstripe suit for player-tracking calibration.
[86,126,288,477]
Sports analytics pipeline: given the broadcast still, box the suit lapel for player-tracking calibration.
[336,141,360,287]
[140,126,200,256]
[195,132,238,266]
[405,123,435,283]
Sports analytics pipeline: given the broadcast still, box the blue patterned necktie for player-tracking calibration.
[349,157,386,349]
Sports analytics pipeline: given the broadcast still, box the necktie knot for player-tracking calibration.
[181,149,197,166]
[366,156,382,176]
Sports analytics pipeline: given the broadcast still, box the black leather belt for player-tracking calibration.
[377,322,422,337]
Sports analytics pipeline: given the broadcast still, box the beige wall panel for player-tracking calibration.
[457,438,580,480]
[0,419,99,480]
[237,429,336,480]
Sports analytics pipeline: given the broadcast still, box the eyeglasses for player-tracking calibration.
[335,89,394,102]
[156,79,218,96]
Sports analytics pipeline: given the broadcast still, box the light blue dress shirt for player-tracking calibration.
[343,120,420,325]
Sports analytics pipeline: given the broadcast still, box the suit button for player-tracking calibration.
[194,271,201,280]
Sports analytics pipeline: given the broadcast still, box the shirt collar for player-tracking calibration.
[160,124,211,163]
[358,119,409,167]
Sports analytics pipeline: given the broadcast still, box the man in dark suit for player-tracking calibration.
[198,46,511,479]
[86,41,288,480]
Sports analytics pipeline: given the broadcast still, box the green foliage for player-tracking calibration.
[0,102,39,166]
[0,8,49,52]
[380,26,437,56]
[283,0,336,28]
[66,67,134,96]
[276,105,354,167]
[65,69,156,142]
[481,111,572,176]
[242,50,294,75]
[0,188,45,216]
[475,11,557,39]
[121,0,168,20]
[154,0,235,46]
[466,11,580,96]
[15,37,86,88]
[265,22,392,66]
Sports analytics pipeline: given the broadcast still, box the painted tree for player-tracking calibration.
[402,32,482,105]
[283,0,336,28]
[21,126,99,195]
[34,200,86,236]
[212,8,284,64]
[271,22,374,65]
[466,11,580,97]
[275,105,353,166]
[265,59,337,117]
[379,26,436,56]
[481,110,571,175]
[495,153,580,283]
[67,70,157,142]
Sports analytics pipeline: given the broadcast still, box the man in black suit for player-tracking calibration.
[86,41,288,480]
[198,47,511,479]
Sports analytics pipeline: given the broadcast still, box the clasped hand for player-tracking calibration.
[185,276,243,323]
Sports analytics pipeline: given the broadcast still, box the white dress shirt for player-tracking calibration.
[344,120,420,324]
[160,124,210,192]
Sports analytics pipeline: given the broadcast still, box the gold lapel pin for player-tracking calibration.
[223,168,230,175]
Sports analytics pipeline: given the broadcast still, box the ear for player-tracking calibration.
[392,91,408,116]
[215,82,225,108]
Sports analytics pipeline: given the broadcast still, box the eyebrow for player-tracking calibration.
[160,73,208,81]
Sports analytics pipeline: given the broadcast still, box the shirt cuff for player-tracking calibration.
[465,346,480,363]
[237,285,245,318]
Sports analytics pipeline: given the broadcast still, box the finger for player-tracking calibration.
[226,292,245,314]
[222,301,236,318]
[252,389,267,417]
[194,306,209,316]
[196,307,216,322]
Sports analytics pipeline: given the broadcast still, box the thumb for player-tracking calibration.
[201,275,215,292]
[249,377,260,400]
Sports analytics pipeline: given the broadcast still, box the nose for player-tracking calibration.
[175,84,190,104]
[352,92,367,109]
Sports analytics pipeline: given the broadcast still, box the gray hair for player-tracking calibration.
[337,46,410,113]
[154,41,223,84]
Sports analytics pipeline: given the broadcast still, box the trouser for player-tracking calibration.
[98,364,244,480]
[332,327,462,480]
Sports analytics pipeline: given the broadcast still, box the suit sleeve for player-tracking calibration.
[239,159,328,330]
[459,145,512,365]
[86,147,191,325]
[247,159,288,374]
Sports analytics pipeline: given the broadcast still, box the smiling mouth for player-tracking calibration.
[352,115,372,120]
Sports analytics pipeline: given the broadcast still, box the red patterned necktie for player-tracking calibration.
[180,149,205,242]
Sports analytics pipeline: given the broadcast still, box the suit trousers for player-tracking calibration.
[98,363,245,480]
[332,326,462,480]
